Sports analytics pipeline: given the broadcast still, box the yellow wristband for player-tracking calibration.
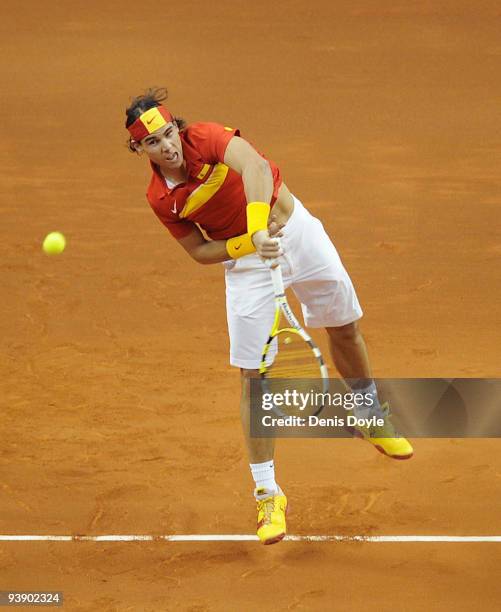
[246,201,270,236]
[226,233,256,259]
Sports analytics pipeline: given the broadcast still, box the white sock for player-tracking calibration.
[250,460,278,494]
[353,381,382,418]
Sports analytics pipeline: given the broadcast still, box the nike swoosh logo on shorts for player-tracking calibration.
[234,244,242,250]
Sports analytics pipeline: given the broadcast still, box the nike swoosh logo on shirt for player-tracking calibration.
[171,200,177,214]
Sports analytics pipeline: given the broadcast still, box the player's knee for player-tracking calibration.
[240,368,259,397]
[326,321,360,343]
[240,368,259,380]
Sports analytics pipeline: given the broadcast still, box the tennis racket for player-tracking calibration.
[259,260,329,418]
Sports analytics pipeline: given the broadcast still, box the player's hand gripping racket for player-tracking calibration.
[259,252,329,418]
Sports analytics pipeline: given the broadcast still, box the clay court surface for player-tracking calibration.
[1,1,501,610]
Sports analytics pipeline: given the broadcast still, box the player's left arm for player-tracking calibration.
[223,136,274,204]
[223,137,279,258]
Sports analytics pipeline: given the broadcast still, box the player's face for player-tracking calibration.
[140,122,184,168]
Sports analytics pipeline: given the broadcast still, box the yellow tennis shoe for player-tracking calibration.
[255,487,288,545]
[348,402,414,460]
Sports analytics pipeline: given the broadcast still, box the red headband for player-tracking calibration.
[127,105,173,141]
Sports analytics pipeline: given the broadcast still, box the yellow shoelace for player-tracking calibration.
[258,497,276,523]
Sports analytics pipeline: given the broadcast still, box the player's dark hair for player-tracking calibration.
[125,87,186,153]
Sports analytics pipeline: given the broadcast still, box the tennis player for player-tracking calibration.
[125,88,413,545]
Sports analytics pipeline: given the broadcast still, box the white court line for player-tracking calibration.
[0,535,501,542]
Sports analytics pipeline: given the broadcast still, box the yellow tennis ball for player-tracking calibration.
[284,336,292,345]
[42,231,66,255]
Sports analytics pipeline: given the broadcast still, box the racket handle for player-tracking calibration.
[269,262,285,295]
[263,257,279,269]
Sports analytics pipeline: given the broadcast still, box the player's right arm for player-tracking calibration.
[177,226,230,265]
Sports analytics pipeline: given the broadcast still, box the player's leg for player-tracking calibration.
[225,259,278,480]
[239,368,287,544]
[225,258,288,543]
[325,320,372,381]
[285,196,413,458]
[325,320,379,413]
[239,368,275,463]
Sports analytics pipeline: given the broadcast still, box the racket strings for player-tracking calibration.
[265,333,320,379]
[263,332,326,417]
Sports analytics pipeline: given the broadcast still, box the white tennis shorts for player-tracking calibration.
[224,196,363,369]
